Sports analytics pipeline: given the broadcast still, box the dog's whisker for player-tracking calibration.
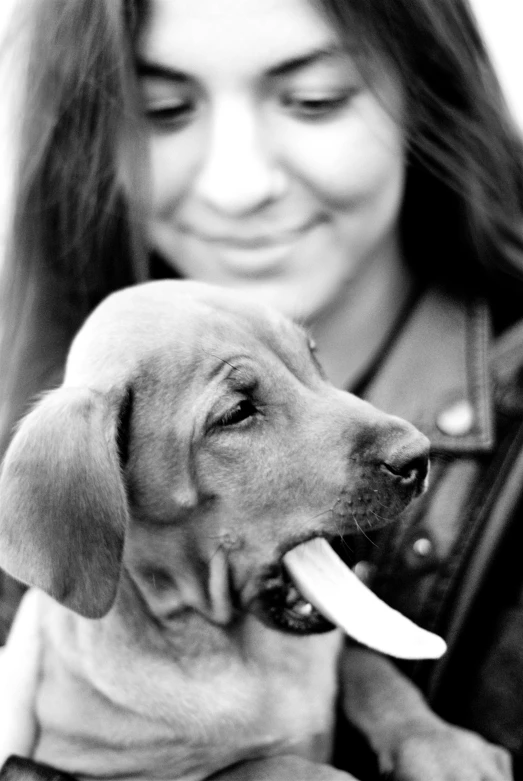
[368,507,397,526]
[335,537,354,554]
[350,512,379,548]
[373,497,396,511]
[333,516,346,543]
[302,507,332,526]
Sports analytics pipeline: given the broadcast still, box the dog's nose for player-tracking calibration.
[381,443,429,491]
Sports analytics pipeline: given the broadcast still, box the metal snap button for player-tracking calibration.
[411,537,433,558]
[352,561,375,585]
[404,534,437,570]
[436,399,475,436]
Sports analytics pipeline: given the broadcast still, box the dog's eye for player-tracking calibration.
[217,399,257,428]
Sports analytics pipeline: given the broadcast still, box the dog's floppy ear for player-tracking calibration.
[0,386,130,618]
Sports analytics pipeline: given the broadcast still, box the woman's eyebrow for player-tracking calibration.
[136,61,190,84]
[266,45,351,78]
[136,45,349,84]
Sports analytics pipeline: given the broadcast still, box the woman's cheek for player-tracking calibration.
[148,129,203,217]
[280,95,406,208]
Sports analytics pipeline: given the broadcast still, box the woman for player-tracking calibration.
[1,0,522,778]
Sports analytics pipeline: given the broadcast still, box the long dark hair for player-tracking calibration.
[1,0,523,454]
[319,0,523,298]
[0,0,147,454]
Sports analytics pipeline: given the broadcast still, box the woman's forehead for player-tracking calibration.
[137,0,347,79]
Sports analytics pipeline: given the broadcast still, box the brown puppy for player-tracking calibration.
[0,281,430,780]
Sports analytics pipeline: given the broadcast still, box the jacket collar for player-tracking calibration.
[362,288,495,454]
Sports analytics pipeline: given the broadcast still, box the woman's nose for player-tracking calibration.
[192,97,287,215]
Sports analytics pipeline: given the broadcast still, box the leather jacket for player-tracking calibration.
[356,287,523,769]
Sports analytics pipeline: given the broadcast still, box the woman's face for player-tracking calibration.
[137,0,406,321]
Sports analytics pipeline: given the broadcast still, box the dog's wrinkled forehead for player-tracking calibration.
[64,280,306,388]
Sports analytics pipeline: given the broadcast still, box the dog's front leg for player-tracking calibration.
[339,644,512,781]
[0,590,42,765]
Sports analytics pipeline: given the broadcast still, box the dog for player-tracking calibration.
[0,280,436,781]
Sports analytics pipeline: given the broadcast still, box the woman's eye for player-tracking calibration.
[144,100,197,131]
[217,400,258,428]
[281,91,355,120]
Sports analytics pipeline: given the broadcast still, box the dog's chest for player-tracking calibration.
[33,594,343,780]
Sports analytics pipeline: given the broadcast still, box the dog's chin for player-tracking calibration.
[250,562,336,635]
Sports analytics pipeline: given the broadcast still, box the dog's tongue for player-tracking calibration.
[283,538,446,660]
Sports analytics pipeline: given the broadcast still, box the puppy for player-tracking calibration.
[0,280,438,781]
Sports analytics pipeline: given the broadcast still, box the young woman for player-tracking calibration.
[1,0,523,779]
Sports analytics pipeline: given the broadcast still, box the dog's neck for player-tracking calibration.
[120,552,240,645]
[33,591,343,780]
[122,522,243,633]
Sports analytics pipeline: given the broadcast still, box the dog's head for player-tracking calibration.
[0,281,429,633]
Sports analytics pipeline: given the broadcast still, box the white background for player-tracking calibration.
[471,0,523,127]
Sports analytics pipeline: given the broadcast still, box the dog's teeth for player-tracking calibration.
[293,601,314,618]
[283,584,314,617]
[283,538,446,660]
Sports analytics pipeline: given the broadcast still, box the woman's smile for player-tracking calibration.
[178,218,326,277]
[179,218,322,248]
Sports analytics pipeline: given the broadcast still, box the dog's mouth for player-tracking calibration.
[253,537,447,660]
[254,556,335,634]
